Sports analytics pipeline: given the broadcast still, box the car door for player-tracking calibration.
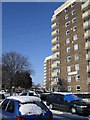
[52,94,61,110]
[59,96,69,112]
[52,95,69,112]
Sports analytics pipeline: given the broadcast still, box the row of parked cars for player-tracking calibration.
[0,90,53,120]
[0,91,90,119]
[46,92,90,116]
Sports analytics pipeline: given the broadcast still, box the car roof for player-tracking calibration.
[7,96,41,103]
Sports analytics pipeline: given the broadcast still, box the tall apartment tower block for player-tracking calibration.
[51,0,90,92]
[44,56,53,91]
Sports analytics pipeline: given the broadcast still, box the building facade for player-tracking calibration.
[51,0,90,92]
[44,56,53,91]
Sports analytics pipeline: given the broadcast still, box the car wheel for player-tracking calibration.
[71,107,76,114]
[49,104,53,110]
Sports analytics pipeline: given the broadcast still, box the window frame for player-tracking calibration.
[67,66,71,72]
[76,85,80,91]
[66,38,70,44]
[68,86,71,92]
[67,47,70,53]
[67,76,71,82]
[72,10,75,15]
[65,21,70,27]
[71,2,75,8]
[73,34,78,41]
[76,74,80,81]
[65,14,69,20]
[72,17,76,23]
[66,30,70,35]
[67,56,71,62]
[74,44,78,51]
[75,64,79,71]
[74,54,79,61]
[73,26,77,32]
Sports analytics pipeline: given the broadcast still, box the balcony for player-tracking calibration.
[83,20,90,29]
[52,54,60,60]
[86,53,90,60]
[44,69,46,73]
[51,22,57,30]
[52,63,60,69]
[52,37,59,44]
[82,10,90,20]
[51,29,59,37]
[85,42,90,49]
[44,79,46,82]
[81,1,90,11]
[52,71,60,78]
[44,73,47,76]
[84,30,90,39]
[51,81,57,85]
[51,16,56,23]
[52,45,59,53]
[87,65,90,72]
[87,78,90,84]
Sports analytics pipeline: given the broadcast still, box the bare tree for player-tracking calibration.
[2,51,33,95]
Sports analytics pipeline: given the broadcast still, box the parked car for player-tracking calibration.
[0,96,53,120]
[46,92,90,116]
[0,92,5,103]
[20,90,40,97]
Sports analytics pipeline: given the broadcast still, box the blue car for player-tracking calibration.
[0,96,53,120]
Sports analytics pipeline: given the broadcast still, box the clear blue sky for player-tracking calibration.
[2,2,63,85]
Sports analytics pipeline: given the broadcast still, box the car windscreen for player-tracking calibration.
[64,94,82,103]
[19,101,48,116]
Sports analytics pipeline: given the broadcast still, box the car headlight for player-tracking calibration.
[80,106,87,108]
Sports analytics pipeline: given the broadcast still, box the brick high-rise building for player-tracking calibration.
[44,55,53,91]
[51,0,90,92]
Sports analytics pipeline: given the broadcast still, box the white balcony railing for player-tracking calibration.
[84,30,90,39]
[83,20,90,29]
[82,10,90,20]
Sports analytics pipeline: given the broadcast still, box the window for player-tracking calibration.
[75,64,79,71]
[73,26,77,32]
[74,44,78,51]
[7,100,14,113]
[65,21,70,27]
[71,2,75,7]
[67,47,70,53]
[66,30,70,35]
[74,54,79,61]
[65,8,68,12]
[65,14,69,19]
[67,66,71,72]
[72,17,76,23]
[72,10,75,15]
[1,99,9,110]
[68,86,71,92]
[66,38,70,44]
[67,56,71,62]
[76,74,80,81]
[73,34,78,41]
[67,76,71,82]
[76,85,80,91]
